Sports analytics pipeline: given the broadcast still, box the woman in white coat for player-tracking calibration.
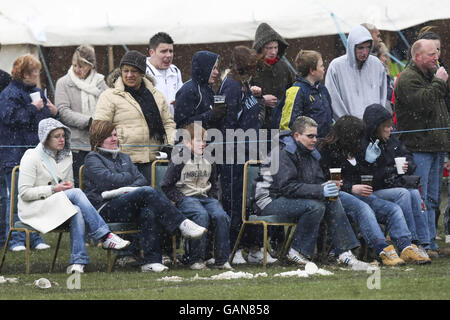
[18,118,130,273]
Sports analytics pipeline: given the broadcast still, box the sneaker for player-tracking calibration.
[34,243,51,250]
[445,235,450,244]
[435,235,442,240]
[179,219,207,240]
[214,261,233,270]
[162,255,173,266]
[141,263,169,273]
[102,233,131,250]
[400,245,431,264]
[190,261,208,270]
[115,256,140,268]
[338,250,372,271]
[379,245,405,266]
[247,248,277,264]
[66,264,85,274]
[231,249,247,265]
[10,245,26,252]
[416,245,432,262]
[286,248,310,266]
[426,249,439,258]
[205,258,216,265]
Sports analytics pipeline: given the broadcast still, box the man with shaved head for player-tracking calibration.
[394,39,450,256]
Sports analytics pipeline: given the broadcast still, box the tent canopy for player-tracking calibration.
[1,0,450,47]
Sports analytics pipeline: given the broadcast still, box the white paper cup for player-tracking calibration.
[30,92,41,102]
[395,157,406,174]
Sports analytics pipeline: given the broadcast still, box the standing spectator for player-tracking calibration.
[82,120,207,272]
[251,22,295,130]
[55,45,108,187]
[361,23,383,50]
[0,54,58,251]
[94,50,175,183]
[174,50,224,129]
[217,45,275,265]
[161,122,232,270]
[394,39,450,256]
[274,50,333,138]
[146,32,183,116]
[254,116,370,270]
[325,24,387,120]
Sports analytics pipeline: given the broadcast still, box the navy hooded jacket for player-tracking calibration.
[174,51,219,129]
[0,80,52,172]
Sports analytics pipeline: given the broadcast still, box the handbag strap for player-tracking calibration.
[38,144,60,184]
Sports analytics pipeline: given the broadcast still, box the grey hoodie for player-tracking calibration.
[325,25,387,120]
[38,118,72,162]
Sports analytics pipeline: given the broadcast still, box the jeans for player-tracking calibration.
[340,191,412,253]
[3,171,45,249]
[99,186,185,264]
[178,196,231,265]
[0,174,6,246]
[374,187,430,246]
[64,188,110,265]
[412,152,442,250]
[261,197,359,258]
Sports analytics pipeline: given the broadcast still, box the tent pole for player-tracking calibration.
[108,46,114,73]
[37,45,55,97]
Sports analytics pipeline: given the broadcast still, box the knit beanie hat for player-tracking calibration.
[120,50,146,74]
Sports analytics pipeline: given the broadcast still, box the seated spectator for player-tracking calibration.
[18,118,130,274]
[82,120,207,272]
[318,115,430,265]
[253,116,370,270]
[361,103,431,261]
[161,122,232,270]
[274,50,333,138]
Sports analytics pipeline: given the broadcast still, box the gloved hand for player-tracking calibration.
[323,183,339,198]
[365,139,381,163]
[210,102,227,122]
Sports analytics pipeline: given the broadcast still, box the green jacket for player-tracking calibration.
[394,62,450,152]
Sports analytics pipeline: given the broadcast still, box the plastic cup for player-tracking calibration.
[34,278,51,289]
[360,175,373,186]
[30,92,41,102]
[305,262,318,274]
[328,168,341,201]
[395,157,406,174]
[213,95,226,104]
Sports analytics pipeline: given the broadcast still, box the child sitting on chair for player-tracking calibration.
[161,122,232,270]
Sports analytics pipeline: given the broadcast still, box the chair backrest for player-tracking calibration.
[241,160,262,222]
[79,165,85,190]
[151,160,169,197]
[9,166,20,228]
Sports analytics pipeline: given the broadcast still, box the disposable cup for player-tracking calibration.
[30,92,41,102]
[395,157,406,174]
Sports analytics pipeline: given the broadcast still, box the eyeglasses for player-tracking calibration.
[302,133,318,139]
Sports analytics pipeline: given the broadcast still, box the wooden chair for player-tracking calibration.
[79,165,141,272]
[0,166,69,274]
[229,160,298,267]
[151,160,178,264]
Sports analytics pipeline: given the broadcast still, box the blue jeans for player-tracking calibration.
[64,188,110,265]
[339,191,411,253]
[261,197,359,258]
[99,186,185,264]
[4,171,45,249]
[412,152,442,250]
[178,196,231,265]
[0,174,6,247]
[374,187,430,246]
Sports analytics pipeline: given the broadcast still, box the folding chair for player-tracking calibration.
[151,159,178,264]
[229,160,298,267]
[0,166,68,274]
[79,165,141,272]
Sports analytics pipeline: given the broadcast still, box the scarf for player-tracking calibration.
[125,84,167,145]
[98,147,121,159]
[68,66,103,117]
[265,56,278,65]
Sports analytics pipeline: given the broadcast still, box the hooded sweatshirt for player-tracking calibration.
[325,25,387,120]
[174,51,219,129]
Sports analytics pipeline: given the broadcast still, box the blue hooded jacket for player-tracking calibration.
[174,51,219,129]
[0,79,52,172]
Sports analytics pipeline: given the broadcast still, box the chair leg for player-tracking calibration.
[50,232,63,272]
[25,230,31,274]
[229,224,246,264]
[278,226,292,259]
[0,230,13,272]
[172,235,177,265]
[263,223,268,268]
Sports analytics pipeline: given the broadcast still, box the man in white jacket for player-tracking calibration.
[146,32,183,116]
[325,24,387,120]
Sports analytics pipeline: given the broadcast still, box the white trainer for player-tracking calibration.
[205,258,216,265]
[286,248,310,266]
[190,261,208,270]
[141,263,169,273]
[231,249,247,265]
[102,233,130,250]
[34,243,51,250]
[338,250,371,271]
[247,248,277,264]
[10,245,26,252]
[179,219,207,240]
[66,264,85,274]
[214,261,233,270]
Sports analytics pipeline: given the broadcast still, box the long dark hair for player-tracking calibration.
[317,115,366,158]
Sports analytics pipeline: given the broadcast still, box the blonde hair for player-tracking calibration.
[11,54,41,81]
[295,50,322,77]
[72,45,96,69]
